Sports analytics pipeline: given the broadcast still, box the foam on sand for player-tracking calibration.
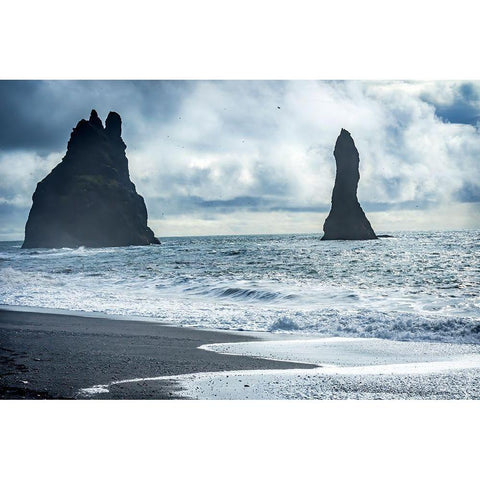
[78,336,480,400]
[199,336,480,366]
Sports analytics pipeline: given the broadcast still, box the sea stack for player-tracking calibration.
[22,110,160,248]
[322,129,377,240]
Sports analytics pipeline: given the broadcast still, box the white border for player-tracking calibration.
[1,1,479,478]
[2,1,480,79]
[1,401,479,479]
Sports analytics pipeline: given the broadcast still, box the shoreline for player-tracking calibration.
[0,307,316,399]
[3,305,480,400]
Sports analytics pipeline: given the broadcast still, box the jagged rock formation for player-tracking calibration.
[322,129,377,240]
[22,110,160,248]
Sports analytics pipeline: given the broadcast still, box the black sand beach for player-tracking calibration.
[0,308,314,399]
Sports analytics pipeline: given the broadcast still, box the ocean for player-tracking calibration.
[1,230,479,344]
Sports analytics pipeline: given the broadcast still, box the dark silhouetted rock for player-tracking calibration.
[322,129,377,241]
[22,110,160,248]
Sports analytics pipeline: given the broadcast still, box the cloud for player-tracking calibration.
[0,80,191,152]
[0,80,479,239]
[420,81,480,125]
[0,150,61,208]
[456,182,480,203]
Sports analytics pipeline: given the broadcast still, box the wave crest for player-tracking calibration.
[184,284,298,303]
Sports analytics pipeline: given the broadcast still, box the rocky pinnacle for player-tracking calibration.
[22,110,160,248]
[322,129,377,240]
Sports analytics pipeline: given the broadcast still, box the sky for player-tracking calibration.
[0,80,479,240]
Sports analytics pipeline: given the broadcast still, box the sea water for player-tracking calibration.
[1,230,479,344]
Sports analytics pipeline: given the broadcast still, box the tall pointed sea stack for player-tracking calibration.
[22,110,160,248]
[322,129,377,240]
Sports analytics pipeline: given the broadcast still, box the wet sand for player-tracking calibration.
[0,308,315,399]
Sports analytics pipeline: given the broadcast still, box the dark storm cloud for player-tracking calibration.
[0,81,65,150]
[0,80,192,153]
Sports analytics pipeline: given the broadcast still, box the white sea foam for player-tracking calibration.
[199,337,480,366]
[79,385,110,395]
[170,361,480,399]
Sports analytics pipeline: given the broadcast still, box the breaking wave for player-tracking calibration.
[182,284,298,303]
